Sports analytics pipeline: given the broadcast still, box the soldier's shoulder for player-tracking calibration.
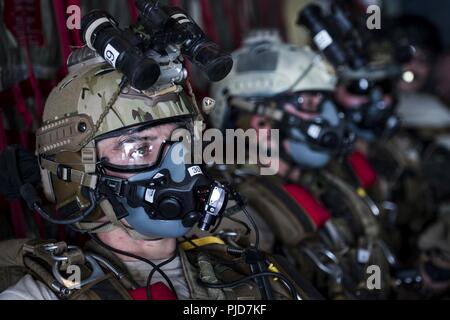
[0,274,58,300]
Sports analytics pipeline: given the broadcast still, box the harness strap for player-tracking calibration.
[268,254,324,300]
[182,243,259,300]
[39,158,98,189]
[320,171,379,239]
[22,256,64,295]
[182,241,312,300]
[15,239,133,300]
[197,252,227,300]
[22,240,84,271]
[83,240,138,290]
[180,236,225,251]
[69,273,132,300]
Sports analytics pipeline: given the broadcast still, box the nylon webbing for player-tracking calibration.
[180,236,225,251]
[40,158,98,189]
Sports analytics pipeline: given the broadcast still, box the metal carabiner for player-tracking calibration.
[301,247,343,283]
[217,230,240,239]
[362,193,380,217]
[50,254,69,262]
[217,230,243,249]
[376,239,397,266]
[52,255,105,290]
[42,244,60,252]
[88,254,127,280]
[322,220,350,254]
[47,245,80,262]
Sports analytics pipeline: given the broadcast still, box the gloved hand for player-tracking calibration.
[0,145,41,201]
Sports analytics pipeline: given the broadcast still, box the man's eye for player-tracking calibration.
[137,148,146,156]
[131,145,151,157]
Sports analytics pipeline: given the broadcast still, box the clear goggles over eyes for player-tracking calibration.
[98,125,193,173]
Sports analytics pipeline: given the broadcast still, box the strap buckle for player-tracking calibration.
[102,176,126,196]
[52,254,105,291]
[57,165,72,182]
[301,246,343,283]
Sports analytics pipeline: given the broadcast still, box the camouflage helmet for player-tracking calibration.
[210,30,337,129]
[38,62,197,154]
[36,61,200,235]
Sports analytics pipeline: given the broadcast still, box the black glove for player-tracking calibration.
[0,145,41,201]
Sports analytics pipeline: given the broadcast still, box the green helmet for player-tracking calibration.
[36,61,200,236]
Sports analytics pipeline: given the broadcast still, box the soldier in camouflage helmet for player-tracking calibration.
[36,61,200,240]
[209,30,395,299]
[0,44,323,300]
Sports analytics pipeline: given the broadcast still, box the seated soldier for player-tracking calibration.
[334,70,436,269]
[0,55,321,300]
[208,31,394,299]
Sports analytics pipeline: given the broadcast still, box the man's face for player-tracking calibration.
[96,123,178,179]
[250,92,325,152]
[251,92,325,130]
[284,92,324,119]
